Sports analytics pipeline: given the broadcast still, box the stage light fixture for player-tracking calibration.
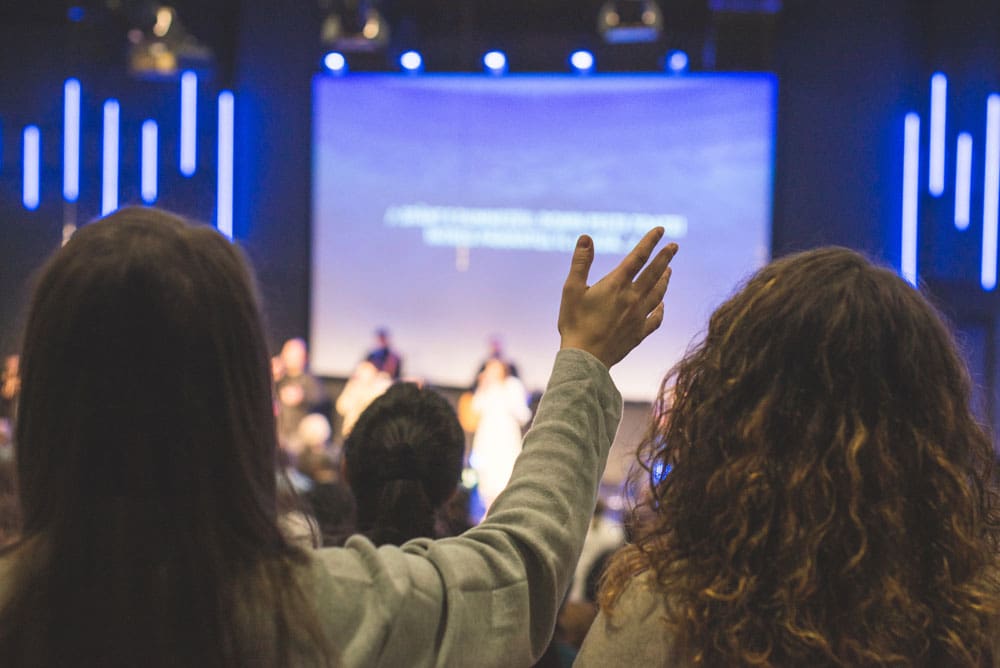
[141,120,158,204]
[666,50,689,73]
[321,1,389,53]
[598,0,663,44]
[63,79,81,202]
[22,126,40,211]
[400,50,423,73]
[102,100,121,215]
[127,4,214,79]
[955,132,973,230]
[217,91,235,240]
[483,51,507,75]
[179,70,197,176]
[570,50,595,74]
[984,95,1000,290]
[323,51,348,74]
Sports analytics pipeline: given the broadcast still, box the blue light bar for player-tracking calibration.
[22,126,40,210]
[983,95,1000,290]
[955,132,972,230]
[102,99,120,215]
[63,78,81,202]
[901,112,920,286]
[217,91,235,240]
[141,120,158,204]
[180,70,197,176]
[929,73,947,197]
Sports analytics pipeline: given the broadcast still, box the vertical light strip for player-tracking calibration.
[22,126,40,210]
[983,94,1000,290]
[216,91,235,239]
[929,73,947,196]
[902,112,920,286]
[101,99,120,215]
[955,132,973,230]
[63,78,81,202]
[179,70,197,176]
[141,120,158,204]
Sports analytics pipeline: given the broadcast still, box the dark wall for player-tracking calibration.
[232,0,320,351]
[771,0,912,261]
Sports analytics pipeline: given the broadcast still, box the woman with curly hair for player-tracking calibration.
[577,247,1000,666]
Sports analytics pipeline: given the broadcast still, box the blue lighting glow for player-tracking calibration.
[399,51,423,72]
[929,73,947,197]
[483,50,507,74]
[22,126,40,210]
[141,120,158,204]
[217,91,235,240]
[63,78,81,202]
[180,70,197,176]
[983,95,1000,290]
[322,51,347,74]
[651,461,673,485]
[666,50,689,74]
[955,132,973,230]
[102,99,120,216]
[901,112,920,287]
[67,6,85,22]
[570,50,595,73]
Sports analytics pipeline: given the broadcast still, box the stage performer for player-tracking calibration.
[335,360,393,438]
[365,327,402,380]
[275,338,328,448]
[469,358,532,510]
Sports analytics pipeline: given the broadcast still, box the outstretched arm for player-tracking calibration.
[312,230,677,667]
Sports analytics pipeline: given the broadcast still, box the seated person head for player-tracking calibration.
[280,338,308,377]
[343,383,465,546]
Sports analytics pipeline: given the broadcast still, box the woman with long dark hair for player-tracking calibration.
[0,207,677,667]
[577,247,1000,666]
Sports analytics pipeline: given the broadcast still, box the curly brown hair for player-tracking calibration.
[601,247,1000,666]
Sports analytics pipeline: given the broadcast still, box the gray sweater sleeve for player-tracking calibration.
[309,348,623,667]
[574,572,674,667]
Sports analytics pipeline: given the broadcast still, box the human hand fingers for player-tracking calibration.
[558,228,678,368]
[633,242,678,298]
[639,257,675,316]
[562,235,595,299]
[642,301,666,339]
[610,227,665,285]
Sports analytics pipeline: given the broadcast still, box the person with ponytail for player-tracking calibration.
[342,382,465,546]
[0,207,678,667]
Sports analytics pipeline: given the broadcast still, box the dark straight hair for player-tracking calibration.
[344,383,465,546]
[0,207,333,666]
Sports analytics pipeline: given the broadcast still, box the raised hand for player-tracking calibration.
[557,228,678,368]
